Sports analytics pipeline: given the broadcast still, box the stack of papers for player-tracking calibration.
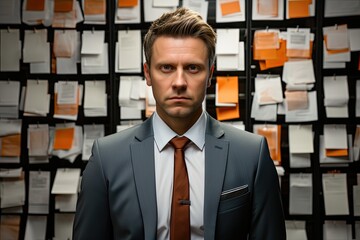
[323,25,351,69]
[289,173,312,214]
[215,76,240,121]
[53,81,81,120]
[52,0,82,28]
[320,124,352,165]
[0,81,20,118]
[0,29,21,72]
[252,0,283,20]
[216,29,244,71]
[216,0,245,23]
[52,168,80,213]
[54,30,81,74]
[253,124,282,165]
[82,124,104,160]
[119,76,146,120]
[0,119,22,163]
[81,30,109,74]
[84,80,107,117]
[0,168,25,210]
[116,30,142,73]
[115,0,141,24]
[27,124,50,164]
[24,79,50,117]
[50,123,83,162]
[323,76,349,118]
[288,125,314,168]
[82,0,106,24]
[23,29,50,74]
[22,0,52,26]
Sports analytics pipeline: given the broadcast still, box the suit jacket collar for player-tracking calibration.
[131,113,228,240]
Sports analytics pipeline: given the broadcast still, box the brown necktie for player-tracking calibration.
[169,136,191,240]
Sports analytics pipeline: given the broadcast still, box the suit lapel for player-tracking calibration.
[203,115,229,240]
[130,117,157,239]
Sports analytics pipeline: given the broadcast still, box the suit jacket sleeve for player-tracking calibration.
[249,137,286,240]
[73,139,113,240]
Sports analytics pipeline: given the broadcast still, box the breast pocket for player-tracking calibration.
[216,185,251,240]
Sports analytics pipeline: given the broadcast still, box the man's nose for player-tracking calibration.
[172,68,187,88]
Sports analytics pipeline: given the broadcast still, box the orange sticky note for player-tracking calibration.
[217,76,238,104]
[325,149,348,157]
[288,0,310,19]
[259,39,287,69]
[53,127,74,150]
[0,134,21,157]
[253,31,280,60]
[221,1,241,16]
[118,0,138,8]
[26,0,45,11]
[84,0,106,15]
[257,125,281,165]
[54,0,74,12]
[216,104,240,121]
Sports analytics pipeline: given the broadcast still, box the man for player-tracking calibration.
[73,7,286,240]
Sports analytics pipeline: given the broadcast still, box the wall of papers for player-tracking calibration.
[0,0,359,239]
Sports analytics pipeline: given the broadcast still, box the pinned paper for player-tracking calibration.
[253,124,281,165]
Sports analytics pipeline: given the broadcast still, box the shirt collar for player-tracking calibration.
[153,111,207,152]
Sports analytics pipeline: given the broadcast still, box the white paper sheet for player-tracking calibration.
[289,125,314,154]
[24,215,47,240]
[28,171,50,214]
[322,173,349,215]
[51,168,81,194]
[0,29,21,72]
[289,173,312,214]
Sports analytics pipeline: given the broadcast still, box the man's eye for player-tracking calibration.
[187,65,200,73]
[160,65,173,72]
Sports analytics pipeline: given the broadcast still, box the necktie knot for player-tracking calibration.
[170,136,190,150]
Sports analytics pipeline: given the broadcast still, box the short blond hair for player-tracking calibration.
[143,7,216,68]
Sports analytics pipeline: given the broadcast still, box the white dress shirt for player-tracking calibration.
[153,111,206,240]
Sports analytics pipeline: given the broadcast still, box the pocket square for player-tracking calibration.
[220,185,249,201]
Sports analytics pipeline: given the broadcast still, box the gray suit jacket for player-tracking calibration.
[73,113,286,240]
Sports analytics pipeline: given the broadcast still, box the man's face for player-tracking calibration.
[144,36,213,126]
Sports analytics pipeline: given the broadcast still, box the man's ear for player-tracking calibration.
[207,64,214,87]
[144,63,152,86]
